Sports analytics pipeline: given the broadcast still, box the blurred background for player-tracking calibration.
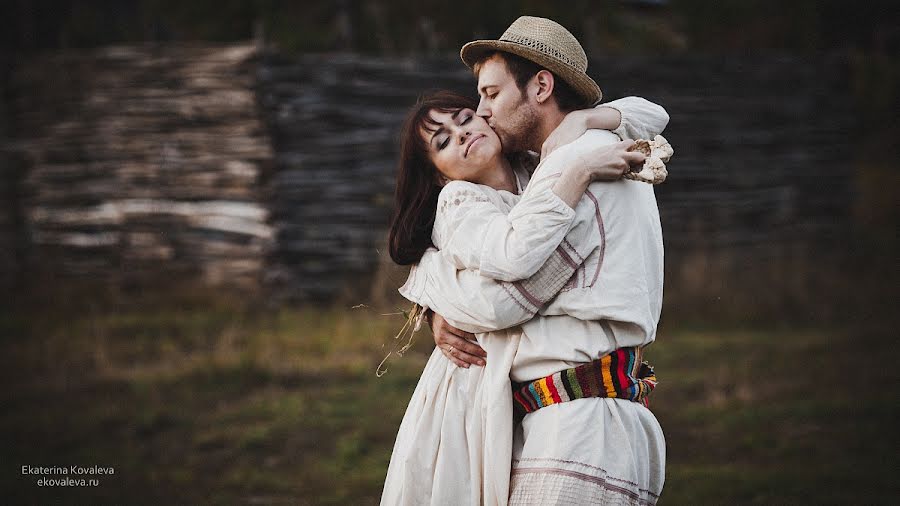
[1,1,897,504]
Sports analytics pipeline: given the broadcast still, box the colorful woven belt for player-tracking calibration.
[512,347,658,420]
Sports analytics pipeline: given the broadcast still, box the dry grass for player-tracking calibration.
[1,292,896,505]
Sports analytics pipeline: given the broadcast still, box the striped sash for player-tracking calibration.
[512,347,658,419]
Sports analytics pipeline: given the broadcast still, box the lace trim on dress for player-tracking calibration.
[437,188,490,216]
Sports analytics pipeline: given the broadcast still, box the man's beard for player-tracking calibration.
[496,100,540,155]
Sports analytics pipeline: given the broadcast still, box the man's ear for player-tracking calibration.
[533,70,555,104]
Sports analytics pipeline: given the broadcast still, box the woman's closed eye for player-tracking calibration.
[435,112,473,150]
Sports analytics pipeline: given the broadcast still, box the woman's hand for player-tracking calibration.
[431,312,486,368]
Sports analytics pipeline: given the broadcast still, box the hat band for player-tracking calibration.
[500,34,585,72]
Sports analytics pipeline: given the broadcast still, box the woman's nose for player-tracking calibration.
[458,130,471,144]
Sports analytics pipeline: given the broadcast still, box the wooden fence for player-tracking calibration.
[4,45,273,292]
[1,45,856,313]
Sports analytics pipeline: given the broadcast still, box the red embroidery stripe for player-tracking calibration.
[615,348,630,396]
[513,389,533,413]
[562,238,584,263]
[583,189,605,288]
[511,281,542,309]
[555,244,578,269]
[546,374,562,404]
[500,283,534,314]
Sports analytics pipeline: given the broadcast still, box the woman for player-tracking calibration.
[382,91,668,505]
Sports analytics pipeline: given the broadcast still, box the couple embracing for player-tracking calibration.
[382,16,669,505]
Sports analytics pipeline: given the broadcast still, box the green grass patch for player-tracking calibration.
[1,301,895,504]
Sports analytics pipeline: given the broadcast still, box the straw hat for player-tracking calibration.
[460,16,602,105]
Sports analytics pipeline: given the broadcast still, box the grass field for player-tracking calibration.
[1,297,896,505]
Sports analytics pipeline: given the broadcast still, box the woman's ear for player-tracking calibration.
[533,70,555,104]
[434,172,449,187]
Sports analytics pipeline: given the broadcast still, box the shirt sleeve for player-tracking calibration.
[518,132,611,264]
[600,96,670,141]
[398,245,581,334]
[433,180,576,282]
[400,139,613,333]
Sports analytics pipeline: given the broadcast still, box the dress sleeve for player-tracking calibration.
[433,180,576,282]
[600,96,670,141]
[400,165,602,334]
[399,245,581,334]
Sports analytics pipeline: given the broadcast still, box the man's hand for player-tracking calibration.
[580,139,646,182]
[431,312,486,368]
[549,139,644,209]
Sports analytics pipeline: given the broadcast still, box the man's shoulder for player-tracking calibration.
[570,129,622,147]
[543,129,622,165]
[585,177,657,212]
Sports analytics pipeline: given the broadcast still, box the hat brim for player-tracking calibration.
[460,39,602,106]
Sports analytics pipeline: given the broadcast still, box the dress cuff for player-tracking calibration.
[398,262,429,305]
[597,102,629,140]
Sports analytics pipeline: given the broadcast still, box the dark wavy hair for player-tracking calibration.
[473,51,588,112]
[388,91,478,265]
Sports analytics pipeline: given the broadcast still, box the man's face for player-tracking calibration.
[475,54,540,154]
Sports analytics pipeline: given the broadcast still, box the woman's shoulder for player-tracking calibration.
[558,129,622,153]
[436,180,495,215]
[439,179,488,196]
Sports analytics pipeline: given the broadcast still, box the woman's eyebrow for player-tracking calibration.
[429,126,444,146]
[429,110,463,145]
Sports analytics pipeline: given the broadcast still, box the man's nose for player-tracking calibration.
[476,99,490,118]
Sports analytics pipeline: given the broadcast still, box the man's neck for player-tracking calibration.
[532,107,568,153]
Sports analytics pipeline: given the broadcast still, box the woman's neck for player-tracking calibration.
[476,158,517,193]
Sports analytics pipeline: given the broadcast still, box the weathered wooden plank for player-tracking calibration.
[1,46,855,304]
[5,44,274,290]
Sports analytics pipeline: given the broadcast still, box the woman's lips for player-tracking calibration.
[465,134,485,157]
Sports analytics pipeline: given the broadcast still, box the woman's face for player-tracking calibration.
[420,107,504,184]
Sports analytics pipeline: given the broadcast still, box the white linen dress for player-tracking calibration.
[381,97,669,506]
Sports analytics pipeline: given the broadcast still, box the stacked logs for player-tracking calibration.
[2,48,855,308]
[255,53,473,300]
[256,53,854,304]
[6,44,273,290]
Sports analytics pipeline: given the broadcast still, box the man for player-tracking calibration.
[391,16,669,505]
[432,16,668,367]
